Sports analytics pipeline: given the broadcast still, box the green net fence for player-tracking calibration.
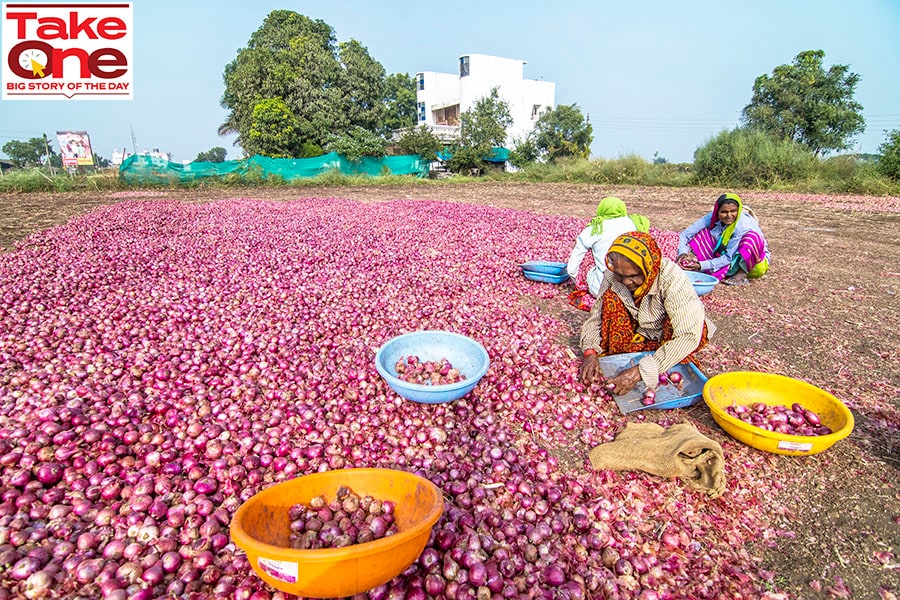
[118,152,429,184]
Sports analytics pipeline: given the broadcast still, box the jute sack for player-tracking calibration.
[588,421,726,498]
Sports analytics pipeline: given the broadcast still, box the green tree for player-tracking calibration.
[447,88,512,173]
[2,135,51,167]
[338,39,386,134]
[877,129,900,180]
[396,126,442,161]
[507,135,540,168]
[195,147,227,163]
[532,104,593,161]
[741,50,865,156]
[324,126,387,161]
[220,10,394,158]
[383,73,417,135]
[247,98,303,158]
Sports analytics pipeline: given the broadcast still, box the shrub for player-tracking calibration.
[693,128,815,187]
[396,127,443,162]
[877,129,900,180]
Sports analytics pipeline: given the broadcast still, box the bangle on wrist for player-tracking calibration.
[583,349,598,358]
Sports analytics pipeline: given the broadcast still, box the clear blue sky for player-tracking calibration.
[2,0,898,164]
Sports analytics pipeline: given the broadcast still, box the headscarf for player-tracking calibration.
[589,197,627,235]
[709,192,744,252]
[589,197,651,235]
[605,231,662,303]
[628,214,650,233]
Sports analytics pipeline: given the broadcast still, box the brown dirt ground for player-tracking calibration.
[1,182,898,599]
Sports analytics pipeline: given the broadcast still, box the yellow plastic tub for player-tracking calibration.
[230,468,444,598]
[703,371,854,456]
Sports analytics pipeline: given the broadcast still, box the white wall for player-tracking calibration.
[416,71,460,128]
[415,54,556,147]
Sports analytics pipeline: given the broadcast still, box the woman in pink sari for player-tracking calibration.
[676,193,770,285]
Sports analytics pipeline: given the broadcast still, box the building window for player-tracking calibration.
[459,56,469,77]
[418,102,426,122]
[531,104,541,120]
[417,73,425,91]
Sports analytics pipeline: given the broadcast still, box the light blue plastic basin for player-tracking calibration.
[375,331,490,404]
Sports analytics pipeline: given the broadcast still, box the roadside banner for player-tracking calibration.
[57,131,94,166]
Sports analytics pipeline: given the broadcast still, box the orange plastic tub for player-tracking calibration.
[230,468,444,598]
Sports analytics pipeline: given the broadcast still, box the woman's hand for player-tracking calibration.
[579,354,601,387]
[606,365,642,395]
[676,253,700,271]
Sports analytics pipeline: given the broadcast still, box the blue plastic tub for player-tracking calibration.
[685,271,719,296]
[598,351,708,414]
[522,270,570,284]
[519,260,567,275]
[375,331,490,404]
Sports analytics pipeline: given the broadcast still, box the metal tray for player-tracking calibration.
[599,351,708,414]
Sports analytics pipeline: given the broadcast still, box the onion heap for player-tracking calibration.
[0,198,789,598]
[288,486,397,549]
[726,402,832,436]
[395,356,466,386]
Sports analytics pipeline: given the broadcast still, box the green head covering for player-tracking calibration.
[628,214,650,233]
[711,192,743,252]
[590,197,627,235]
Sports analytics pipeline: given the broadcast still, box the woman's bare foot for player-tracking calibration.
[723,271,749,286]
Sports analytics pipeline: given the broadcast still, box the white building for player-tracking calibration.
[415,54,556,146]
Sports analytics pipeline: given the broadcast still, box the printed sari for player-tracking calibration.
[687,193,769,281]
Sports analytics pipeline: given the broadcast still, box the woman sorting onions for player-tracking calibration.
[566,196,650,310]
[675,192,770,285]
[579,232,716,395]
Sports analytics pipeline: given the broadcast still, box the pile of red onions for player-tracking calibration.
[726,402,832,436]
[395,356,466,386]
[288,487,397,549]
[0,198,789,598]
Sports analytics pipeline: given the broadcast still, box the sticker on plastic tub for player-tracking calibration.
[777,440,813,452]
[258,557,298,583]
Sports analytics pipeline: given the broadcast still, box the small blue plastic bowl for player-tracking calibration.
[375,331,490,404]
[686,271,719,296]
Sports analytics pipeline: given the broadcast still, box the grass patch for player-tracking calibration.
[2,155,898,196]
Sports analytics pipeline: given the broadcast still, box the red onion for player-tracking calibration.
[726,403,829,436]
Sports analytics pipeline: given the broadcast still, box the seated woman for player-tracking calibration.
[676,192,770,285]
[579,232,715,396]
[566,197,649,309]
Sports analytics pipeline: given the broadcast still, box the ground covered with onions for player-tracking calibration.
[0,184,898,599]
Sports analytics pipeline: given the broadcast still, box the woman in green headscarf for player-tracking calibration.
[567,197,650,308]
[676,193,770,285]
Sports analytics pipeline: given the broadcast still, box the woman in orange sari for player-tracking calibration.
[578,232,716,396]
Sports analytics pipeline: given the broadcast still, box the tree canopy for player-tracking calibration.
[2,135,52,167]
[195,147,227,163]
[383,73,417,135]
[740,50,865,156]
[219,10,412,158]
[531,104,593,161]
[446,88,513,173]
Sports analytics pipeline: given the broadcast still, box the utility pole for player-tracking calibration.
[44,134,56,176]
